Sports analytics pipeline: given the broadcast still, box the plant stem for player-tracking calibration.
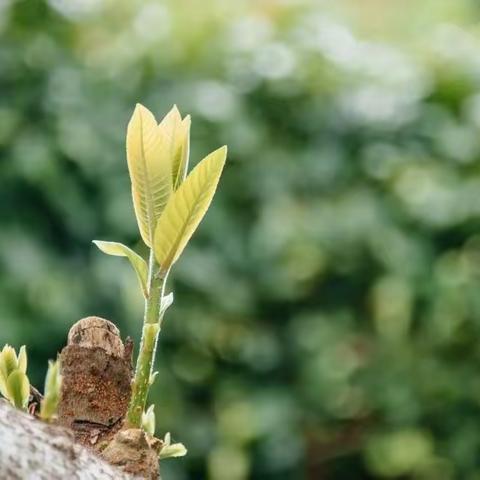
[126,249,167,427]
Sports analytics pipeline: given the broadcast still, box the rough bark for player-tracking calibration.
[57,317,133,449]
[102,428,162,479]
[0,401,137,479]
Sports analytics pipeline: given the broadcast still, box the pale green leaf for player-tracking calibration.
[40,359,62,421]
[0,345,18,380]
[93,241,148,298]
[7,370,30,410]
[153,146,227,273]
[0,374,8,399]
[158,107,190,190]
[160,292,174,318]
[0,345,22,398]
[17,346,27,374]
[149,371,158,386]
[158,105,182,152]
[44,359,61,394]
[160,431,188,459]
[142,404,156,435]
[172,116,191,190]
[127,104,173,247]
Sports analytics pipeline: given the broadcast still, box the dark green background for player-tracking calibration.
[2,0,480,478]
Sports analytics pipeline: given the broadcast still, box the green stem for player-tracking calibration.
[126,249,168,427]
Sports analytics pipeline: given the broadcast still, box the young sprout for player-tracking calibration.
[94,104,227,429]
[40,359,62,421]
[0,345,30,410]
[159,432,187,460]
[142,404,155,435]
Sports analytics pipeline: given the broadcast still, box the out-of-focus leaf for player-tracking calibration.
[7,370,30,410]
[40,359,62,421]
[0,346,27,403]
[0,373,7,399]
[17,345,27,374]
[160,432,188,459]
[0,346,18,380]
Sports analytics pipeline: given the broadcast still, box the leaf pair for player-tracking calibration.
[0,345,30,410]
[140,406,188,459]
[128,104,191,248]
[159,432,187,460]
[94,104,227,291]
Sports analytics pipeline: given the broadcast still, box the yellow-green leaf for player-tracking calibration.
[93,240,148,298]
[127,104,173,247]
[40,359,62,421]
[153,146,227,273]
[159,105,182,148]
[44,359,61,395]
[158,106,190,190]
[0,345,18,380]
[17,345,27,374]
[172,116,191,190]
[7,370,30,410]
[0,374,7,399]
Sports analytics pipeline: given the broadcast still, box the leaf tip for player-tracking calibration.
[165,104,182,124]
[131,103,156,123]
[214,145,228,165]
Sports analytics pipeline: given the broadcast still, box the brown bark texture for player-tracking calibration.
[57,317,133,448]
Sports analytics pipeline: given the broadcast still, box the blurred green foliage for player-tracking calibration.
[2,0,480,478]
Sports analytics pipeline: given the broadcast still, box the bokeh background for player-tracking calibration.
[2,0,480,478]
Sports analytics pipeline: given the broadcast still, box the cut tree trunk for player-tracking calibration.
[0,317,162,479]
[0,400,138,479]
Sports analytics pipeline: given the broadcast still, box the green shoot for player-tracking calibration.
[39,359,62,421]
[0,345,30,411]
[159,432,187,460]
[142,404,155,435]
[93,104,227,429]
